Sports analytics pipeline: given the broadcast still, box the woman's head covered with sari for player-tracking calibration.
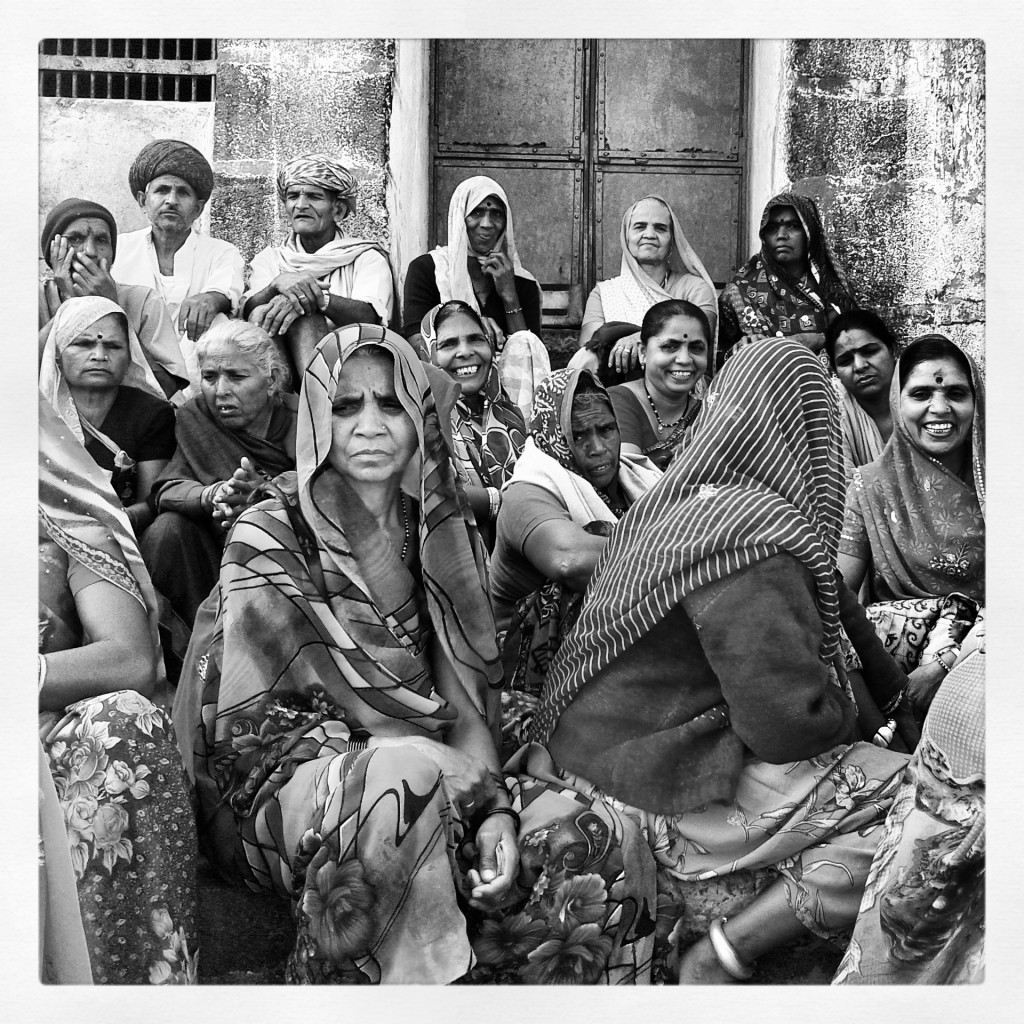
[430,176,540,315]
[842,334,984,604]
[529,367,616,479]
[39,295,163,443]
[419,301,527,488]
[757,192,855,313]
[532,338,845,743]
[294,323,503,708]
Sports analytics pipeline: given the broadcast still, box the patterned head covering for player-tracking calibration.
[39,296,164,445]
[529,368,612,476]
[841,335,985,604]
[276,154,359,220]
[419,302,526,489]
[40,198,118,267]
[429,176,540,316]
[128,139,215,202]
[298,324,502,701]
[532,339,845,744]
[758,192,855,313]
[38,395,164,681]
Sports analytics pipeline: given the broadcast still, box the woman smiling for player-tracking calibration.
[421,300,527,545]
[839,335,984,722]
[607,299,709,469]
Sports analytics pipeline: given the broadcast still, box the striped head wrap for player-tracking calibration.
[531,338,845,744]
[276,153,359,220]
[128,139,215,202]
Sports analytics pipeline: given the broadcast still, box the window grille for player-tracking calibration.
[39,39,217,101]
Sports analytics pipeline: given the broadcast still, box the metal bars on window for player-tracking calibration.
[39,39,217,101]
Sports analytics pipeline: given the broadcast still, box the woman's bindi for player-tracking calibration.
[934,372,943,384]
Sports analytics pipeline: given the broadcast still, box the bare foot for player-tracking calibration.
[677,936,741,985]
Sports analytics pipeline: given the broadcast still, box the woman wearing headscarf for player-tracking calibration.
[114,139,245,395]
[491,367,661,756]
[420,301,528,547]
[838,335,984,724]
[529,340,910,984]
[241,153,397,379]
[173,325,655,985]
[40,197,188,398]
[39,397,197,983]
[568,195,717,387]
[834,623,985,985]
[39,296,176,535]
[142,320,297,629]
[718,191,857,369]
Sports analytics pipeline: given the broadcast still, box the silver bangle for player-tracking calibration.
[487,486,502,521]
[708,916,754,980]
[38,653,48,693]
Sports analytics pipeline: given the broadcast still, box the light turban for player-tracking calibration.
[276,154,359,220]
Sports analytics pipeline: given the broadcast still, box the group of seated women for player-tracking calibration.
[38,139,985,987]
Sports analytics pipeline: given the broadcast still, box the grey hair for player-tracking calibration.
[195,319,291,391]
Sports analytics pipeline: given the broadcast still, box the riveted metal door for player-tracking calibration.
[430,40,749,329]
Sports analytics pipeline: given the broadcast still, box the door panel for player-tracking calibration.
[596,168,742,286]
[597,39,744,163]
[434,39,585,159]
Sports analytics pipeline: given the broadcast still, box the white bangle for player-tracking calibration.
[487,486,502,521]
[708,916,754,980]
[38,653,48,693]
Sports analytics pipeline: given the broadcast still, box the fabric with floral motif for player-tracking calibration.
[174,326,655,984]
[834,633,984,984]
[839,339,984,605]
[718,192,857,367]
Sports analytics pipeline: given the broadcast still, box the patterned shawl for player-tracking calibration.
[841,338,985,604]
[531,339,845,744]
[428,175,542,316]
[719,192,857,352]
[173,325,501,814]
[38,396,164,681]
[519,368,662,518]
[420,304,527,488]
[39,295,164,446]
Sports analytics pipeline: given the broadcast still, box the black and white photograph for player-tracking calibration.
[8,2,1021,1018]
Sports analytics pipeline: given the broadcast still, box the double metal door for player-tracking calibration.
[430,39,749,329]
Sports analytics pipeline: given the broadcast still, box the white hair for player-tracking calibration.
[195,320,291,391]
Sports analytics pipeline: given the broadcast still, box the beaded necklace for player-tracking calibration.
[642,379,690,432]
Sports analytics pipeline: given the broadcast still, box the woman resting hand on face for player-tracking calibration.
[421,300,527,548]
[607,299,710,470]
[838,334,985,725]
[173,325,659,985]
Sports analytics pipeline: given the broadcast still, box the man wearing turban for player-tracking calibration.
[114,139,245,394]
[240,153,396,379]
[39,197,188,398]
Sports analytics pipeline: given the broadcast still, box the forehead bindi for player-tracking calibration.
[904,359,969,392]
[768,207,802,228]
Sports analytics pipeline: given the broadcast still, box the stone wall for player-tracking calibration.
[780,39,985,367]
[210,39,395,277]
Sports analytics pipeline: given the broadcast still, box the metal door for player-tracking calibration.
[430,39,749,330]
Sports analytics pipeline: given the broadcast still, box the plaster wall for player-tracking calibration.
[776,39,985,366]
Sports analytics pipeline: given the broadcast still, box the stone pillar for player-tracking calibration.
[209,39,395,274]
[780,39,985,367]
